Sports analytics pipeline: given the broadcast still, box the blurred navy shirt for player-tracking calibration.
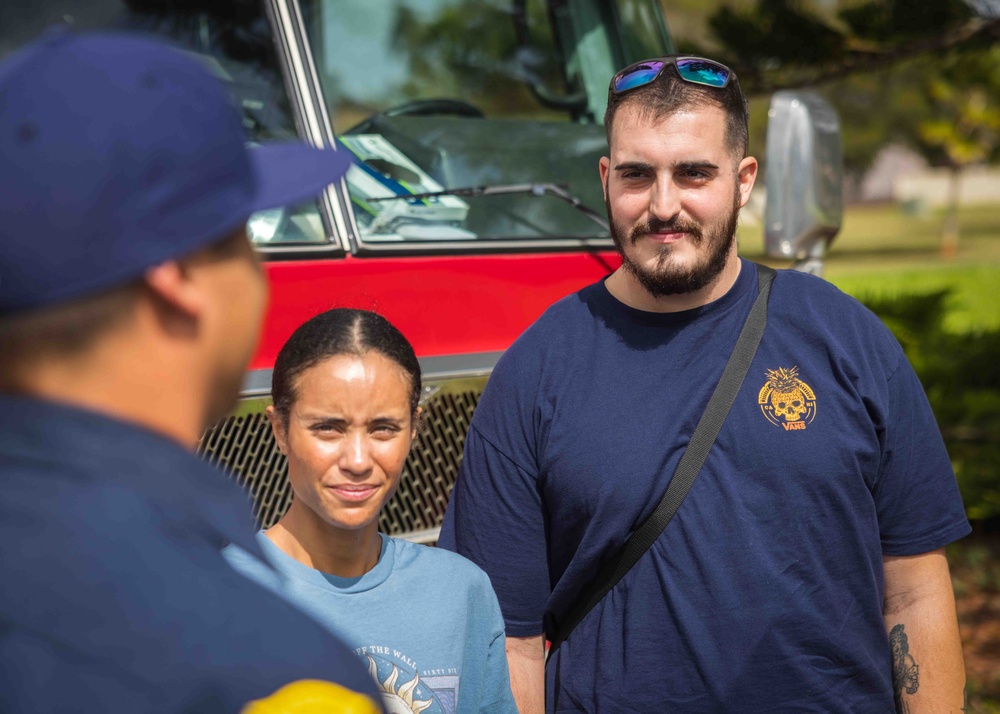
[0,394,379,712]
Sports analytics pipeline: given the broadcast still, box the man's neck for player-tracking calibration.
[605,255,743,313]
[0,345,208,450]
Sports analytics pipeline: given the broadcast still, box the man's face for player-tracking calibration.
[599,103,755,297]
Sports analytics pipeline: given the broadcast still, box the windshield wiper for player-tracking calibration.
[367,182,609,233]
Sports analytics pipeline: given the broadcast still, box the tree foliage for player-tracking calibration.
[670,1,1000,184]
[916,47,1000,170]
[676,0,1000,96]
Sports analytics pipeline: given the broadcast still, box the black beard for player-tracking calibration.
[606,189,741,298]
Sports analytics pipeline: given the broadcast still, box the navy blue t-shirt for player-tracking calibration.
[439,260,970,713]
[0,395,381,713]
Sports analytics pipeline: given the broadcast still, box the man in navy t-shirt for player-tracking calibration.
[0,31,380,712]
[439,55,969,713]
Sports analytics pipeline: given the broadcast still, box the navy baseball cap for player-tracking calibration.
[0,29,352,313]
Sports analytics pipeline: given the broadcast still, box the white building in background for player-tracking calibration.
[895,166,1000,208]
[859,144,1000,208]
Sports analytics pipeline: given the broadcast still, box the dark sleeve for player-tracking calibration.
[873,357,971,555]
[0,629,165,713]
[439,423,550,636]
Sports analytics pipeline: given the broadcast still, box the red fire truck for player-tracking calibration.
[1,0,841,542]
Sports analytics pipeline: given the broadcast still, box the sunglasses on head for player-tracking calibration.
[610,56,733,95]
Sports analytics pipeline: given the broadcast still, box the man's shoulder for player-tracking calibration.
[767,266,906,377]
[2,549,375,711]
[2,498,321,648]
[0,621,373,713]
[770,268,896,336]
[0,473,375,705]
[771,268,872,315]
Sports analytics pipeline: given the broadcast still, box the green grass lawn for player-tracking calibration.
[831,264,1000,333]
[739,201,1000,333]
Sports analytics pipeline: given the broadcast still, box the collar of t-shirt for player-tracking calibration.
[256,530,394,594]
[597,257,758,328]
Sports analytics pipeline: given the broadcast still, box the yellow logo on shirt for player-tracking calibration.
[758,366,817,430]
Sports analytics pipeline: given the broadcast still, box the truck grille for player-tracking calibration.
[196,377,485,541]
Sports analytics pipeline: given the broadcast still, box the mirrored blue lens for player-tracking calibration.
[676,59,730,87]
[613,61,665,93]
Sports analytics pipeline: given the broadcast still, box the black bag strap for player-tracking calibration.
[549,264,776,654]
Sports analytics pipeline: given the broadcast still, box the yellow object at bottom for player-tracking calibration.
[242,679,381,714]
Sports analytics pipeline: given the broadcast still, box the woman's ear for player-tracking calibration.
[265,405,289,455]
[411,406,424,441]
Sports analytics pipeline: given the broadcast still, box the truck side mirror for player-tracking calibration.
[763,91,844,275]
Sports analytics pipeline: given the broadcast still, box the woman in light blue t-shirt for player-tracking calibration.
[223,308,516,714]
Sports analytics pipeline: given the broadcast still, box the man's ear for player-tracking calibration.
[265,405,289,455]
[599,156,611,202]
[737,156,759,208]
[143,260,204,318]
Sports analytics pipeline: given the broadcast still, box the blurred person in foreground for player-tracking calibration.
[439,55,969,713]
[0,29,380,713]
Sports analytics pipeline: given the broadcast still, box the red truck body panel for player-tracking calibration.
[252,250,622,369]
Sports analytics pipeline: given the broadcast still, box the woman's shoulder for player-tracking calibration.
[220,541,257,571]
[220,540,284,591]
[388,538,495,592]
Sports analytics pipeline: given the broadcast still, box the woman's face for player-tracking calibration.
[269,352,417,533]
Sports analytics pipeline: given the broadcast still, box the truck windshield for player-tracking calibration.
[2,0,670,248]
[302,0,616,244]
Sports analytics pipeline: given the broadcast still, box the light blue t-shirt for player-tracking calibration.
[223,532,516,714]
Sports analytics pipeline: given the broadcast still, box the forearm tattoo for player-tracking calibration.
[890,624,919,713]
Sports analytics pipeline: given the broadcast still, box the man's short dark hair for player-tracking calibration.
[604,61,750,160]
